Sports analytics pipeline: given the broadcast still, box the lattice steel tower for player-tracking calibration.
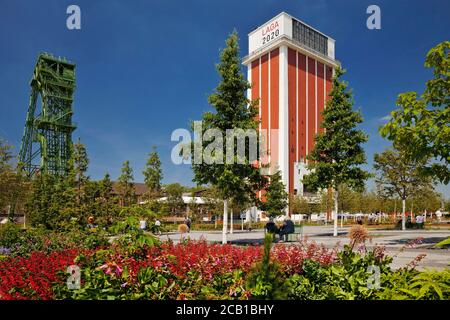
[19,53,77,176]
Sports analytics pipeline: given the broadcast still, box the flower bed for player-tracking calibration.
[0,233,448,300]
[0,249,85,300]
[0,239,337,300]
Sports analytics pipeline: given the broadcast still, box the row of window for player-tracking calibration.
[292,19,328,56]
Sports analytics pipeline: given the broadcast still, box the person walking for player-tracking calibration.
[139,218,147,231]
[184,217,192,232]
[153,218,161,235]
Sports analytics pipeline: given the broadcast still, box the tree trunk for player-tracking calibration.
[230,208,233,234]
[222,199,228,244]
[402,198,406,231]
[334,189,338,237]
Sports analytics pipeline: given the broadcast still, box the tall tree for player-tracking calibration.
[164,183,185,216]
[260,171,288,218]
[117,160,135,206]
[380,41,450,184]
[410,187,442,214]
[98,173,117,224]
[0,139,32,220]
[191,31,267,243]
[99,173,114,204]
[290,195,312,216]
[73,138,89,205]
[303,68,371,236]
[143,146,163,199]
[374,145,433,230]
[27,172,56,229]
[0,139,14,211]
[54,155,77,228]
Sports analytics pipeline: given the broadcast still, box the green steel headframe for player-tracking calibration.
[19,53,77,177]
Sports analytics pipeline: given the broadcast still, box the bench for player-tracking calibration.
[285,225,304,242]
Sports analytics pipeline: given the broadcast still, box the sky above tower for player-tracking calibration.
[0,0,449,197]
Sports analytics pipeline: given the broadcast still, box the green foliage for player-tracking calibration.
[304,67,371,193]
[143,146,163,199]
[0,139,32,218]
[27,173,60,229]
[163,183,185,216]
[260,171,288,217]
[73,138,89,204]
[380,41,450,184]
[109,216,159,256]
[191,30,267,205]
[0,223,23,248]
[374,145,432,201]
[434,236,450,248]
[117,160,135,206]
[290,195,313,215]
[1,226,109,257]
[289,245,393,300]
[246,234,288,299]
[377,269,450,300]
[0,138,13,172]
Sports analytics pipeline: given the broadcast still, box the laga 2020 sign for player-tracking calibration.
[248,13,292,54]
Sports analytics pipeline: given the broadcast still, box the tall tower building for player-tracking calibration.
[243,12,339,199]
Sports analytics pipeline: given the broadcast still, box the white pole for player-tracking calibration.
[334,189,338,237]
[402,198,406,231]
[222,199,228,244]
[230,208,233,234]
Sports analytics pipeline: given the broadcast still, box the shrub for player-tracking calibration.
[288,244,393,300]
[246,234,289,299]
[376,268,450,300]
[0,223,22,248]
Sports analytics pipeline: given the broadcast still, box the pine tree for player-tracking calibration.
[98,173,116,224]
[100,173,114,202]
[0,139,31,219]
[54,155,77,228]
[118,160,135,206]
[143,146,163,199]
[73,138,89,206]
[261,171,288,218]
[191,30,267,244]
[304,67,371,236]
[27,172,56,229]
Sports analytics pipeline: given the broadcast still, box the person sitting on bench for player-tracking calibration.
[279,217,294,242]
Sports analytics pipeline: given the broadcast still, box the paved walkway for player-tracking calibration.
[157,226,450,270]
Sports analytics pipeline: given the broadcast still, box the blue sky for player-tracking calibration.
[0,0,449,197]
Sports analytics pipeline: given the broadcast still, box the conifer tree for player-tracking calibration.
[261,171,288,218]
[143,146,163,199]
[118,160,135,206]
[73,138,89,206]
[191,31,267,244]
[304,68,371,236]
